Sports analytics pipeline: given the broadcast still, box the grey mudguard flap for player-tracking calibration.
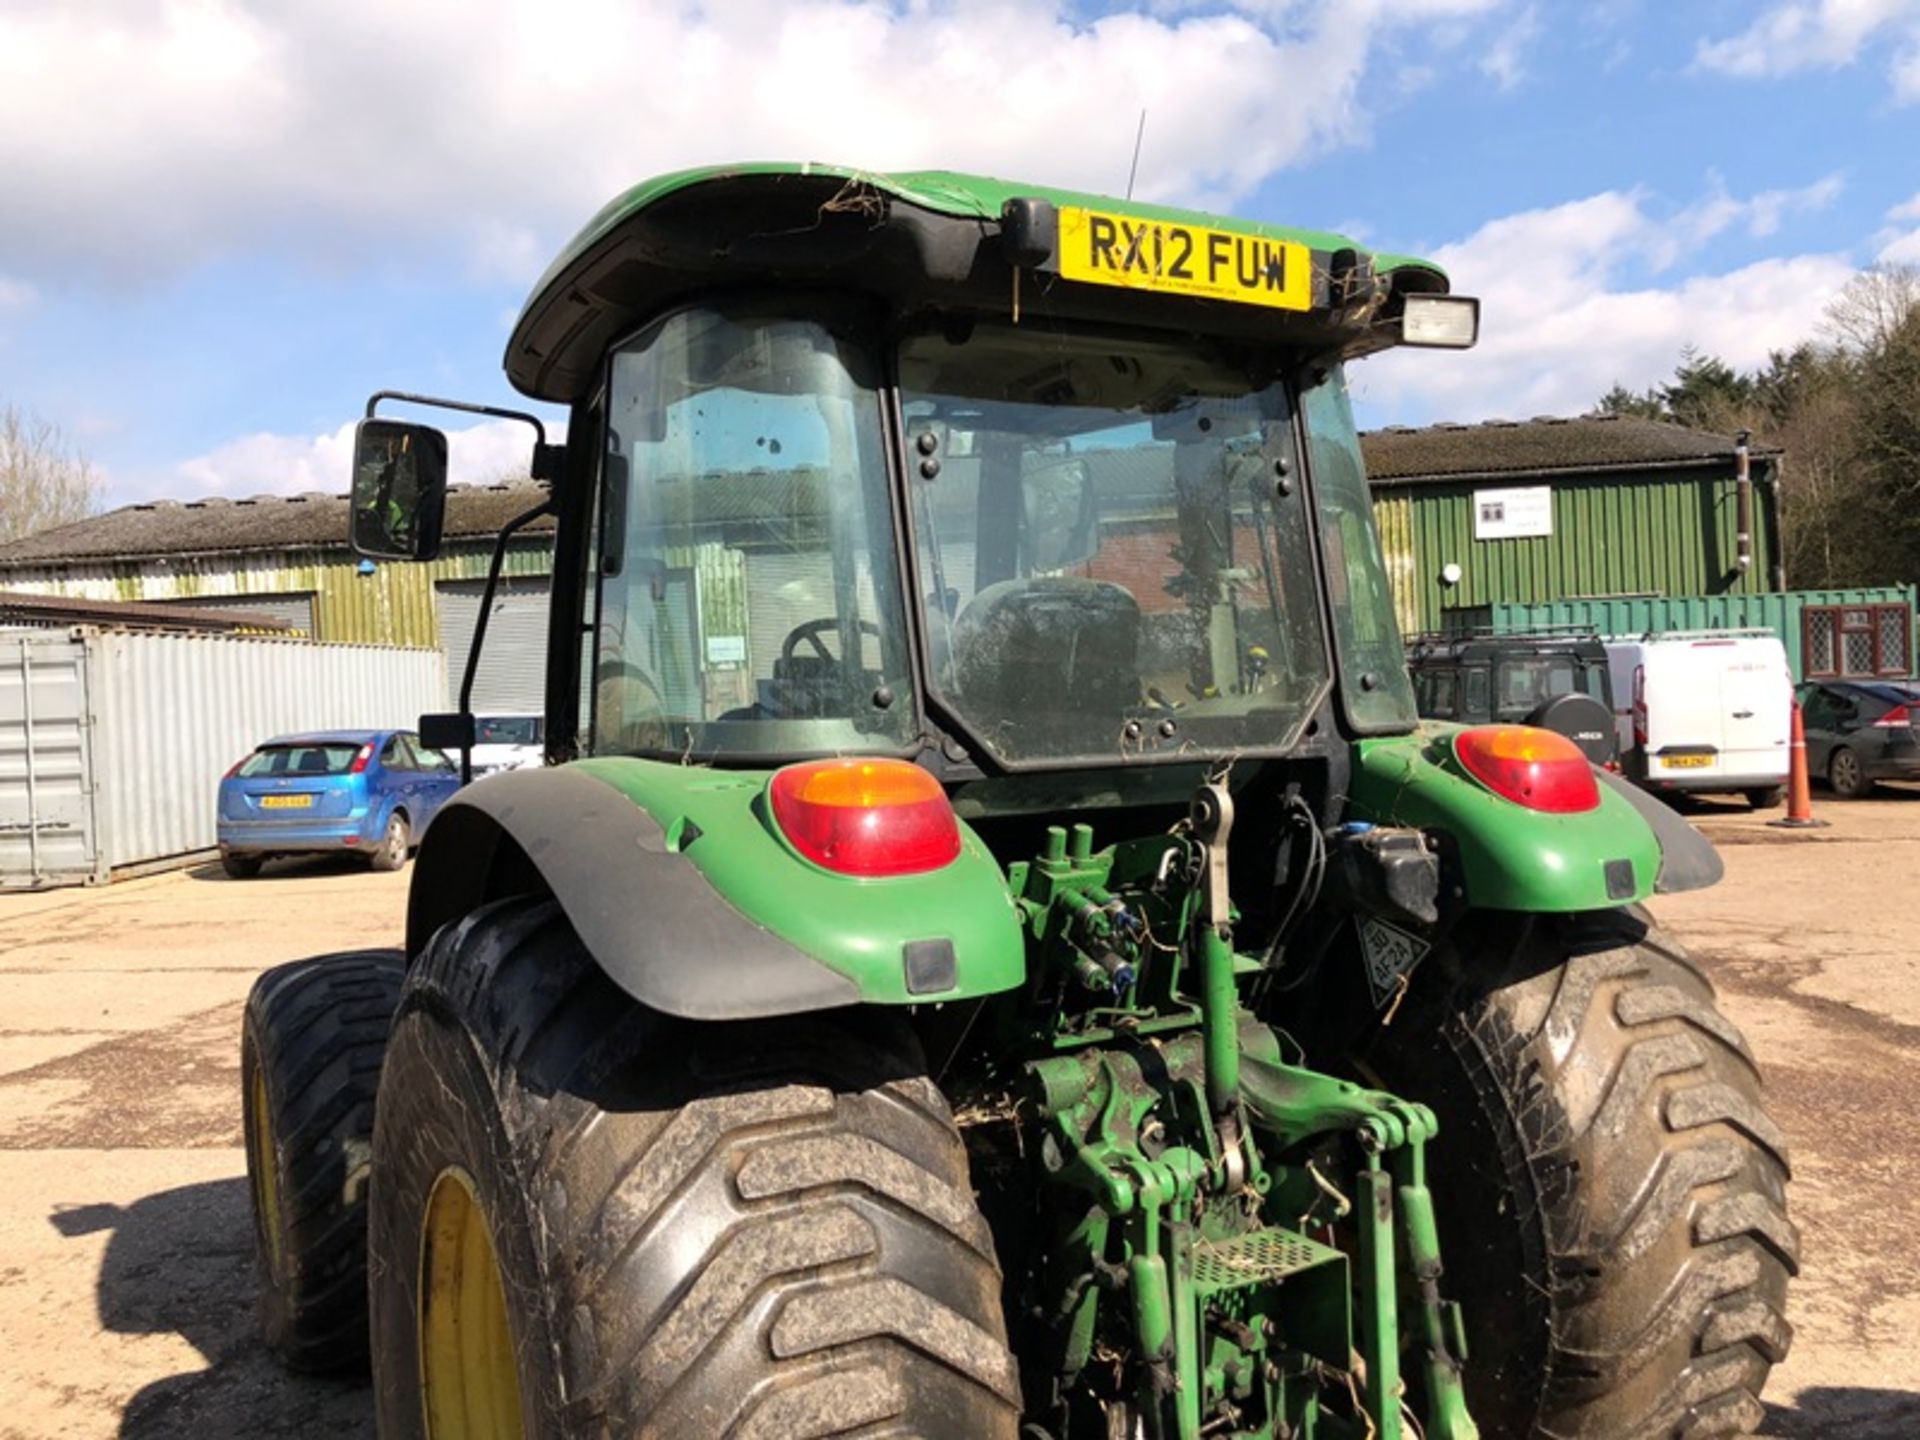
[1594,766,1725,894]
[407,766,860,1020]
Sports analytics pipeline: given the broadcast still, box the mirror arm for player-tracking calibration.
[366,389,564,479]
[455,497,557,785]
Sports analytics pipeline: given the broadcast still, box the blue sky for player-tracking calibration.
[1,0,1917,509]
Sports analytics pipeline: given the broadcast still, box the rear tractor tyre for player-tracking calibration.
[368,896,1021,1439]
[242,948,406,1371]
[1356,909,1796,1438]
[368,812,410,872]
[1828,746,1873,799]
[1744,786,1786,811]
[222,852,264,880]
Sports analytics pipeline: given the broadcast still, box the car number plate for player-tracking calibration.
[1660,754,1713,769]
[260,794,315,809]
[1057,206,1312,312]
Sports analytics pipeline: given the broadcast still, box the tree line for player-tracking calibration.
[1594,264,1920,590]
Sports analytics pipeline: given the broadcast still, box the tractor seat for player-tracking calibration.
[948,578,1141,749]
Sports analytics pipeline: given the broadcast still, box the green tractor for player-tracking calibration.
[240,166,1794,1439]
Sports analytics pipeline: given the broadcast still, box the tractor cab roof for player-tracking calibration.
[506,163,1452,403]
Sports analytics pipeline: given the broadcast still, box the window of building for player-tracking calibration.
[1803,604,1912,679]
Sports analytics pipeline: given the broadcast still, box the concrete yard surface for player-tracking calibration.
[1,796,1917,1437]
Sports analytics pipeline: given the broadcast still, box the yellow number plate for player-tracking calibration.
[1058,206,1312,312]
[1660,754,1714,769]
[260,793,315,809]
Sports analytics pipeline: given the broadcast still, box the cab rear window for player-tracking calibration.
[238,745,360,777]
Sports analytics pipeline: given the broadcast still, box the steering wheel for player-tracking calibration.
[781,616,884,667]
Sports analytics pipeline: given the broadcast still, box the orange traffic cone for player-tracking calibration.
[1769,701,1828,829]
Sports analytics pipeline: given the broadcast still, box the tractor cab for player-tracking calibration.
[351,166,1476,788]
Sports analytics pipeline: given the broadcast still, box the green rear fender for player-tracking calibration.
[1350,729,1667,912]
[568,758,1026,1007]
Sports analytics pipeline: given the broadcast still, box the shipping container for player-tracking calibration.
[1453,585,1918,682]
[0,628,446,888]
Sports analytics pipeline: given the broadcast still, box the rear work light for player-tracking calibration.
[769,758,961,877]
[1453,725,1601,814]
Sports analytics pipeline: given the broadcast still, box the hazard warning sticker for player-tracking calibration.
[1359,916,1430,1009]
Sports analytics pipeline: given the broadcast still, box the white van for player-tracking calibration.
[1604,631,1793,808]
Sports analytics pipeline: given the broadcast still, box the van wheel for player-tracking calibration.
[369,897,1020,1438]
[1828,747,1873,799]
[1354,909,1796,1437]
[369,812,409,871]
[1744,786,1786,811]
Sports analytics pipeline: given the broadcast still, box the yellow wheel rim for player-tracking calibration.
[419,1168,524,1440]
[248,1064,285,1276]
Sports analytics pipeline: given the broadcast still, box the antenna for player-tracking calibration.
[1126,109,1147,200]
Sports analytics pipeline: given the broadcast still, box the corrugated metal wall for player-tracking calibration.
[0,629,446,887]
[1372,470,1773,635]
[0,539,553,649]
[1469,585,1918,680]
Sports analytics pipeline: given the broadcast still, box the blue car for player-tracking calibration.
[216,728,462,878]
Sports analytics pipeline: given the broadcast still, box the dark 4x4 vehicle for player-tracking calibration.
[1407,628,1619,766]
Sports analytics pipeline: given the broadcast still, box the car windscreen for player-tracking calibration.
[238,744,361,777]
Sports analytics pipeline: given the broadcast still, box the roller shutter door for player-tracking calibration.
[435,577,551,713]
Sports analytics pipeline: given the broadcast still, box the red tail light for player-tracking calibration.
[769,759,961,877]
[349,744,374,774]
[1874,705,1913,729]
[224,756,250,779]
[1631,665,1648,749]
[1453,726,1601,814]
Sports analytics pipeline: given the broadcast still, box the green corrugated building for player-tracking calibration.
[1362,414,1782,637]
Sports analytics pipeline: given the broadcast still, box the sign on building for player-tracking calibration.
[1472,485,1553,540]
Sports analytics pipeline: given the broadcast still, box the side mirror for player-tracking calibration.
[1020,457,1097,572]
[419,711,475,753]
[351,419,448,561]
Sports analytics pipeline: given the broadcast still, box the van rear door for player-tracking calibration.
[1714,639,1791,782]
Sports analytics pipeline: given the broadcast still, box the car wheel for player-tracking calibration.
[368,812,410,872]
[222,852,264,880]
[1828,746,1873,799]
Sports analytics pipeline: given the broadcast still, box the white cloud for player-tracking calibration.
[170,418,549,501]
[0,0,1504,285]
[1354,183,1859,424]
[1693,0,1920,100]
[1874,190,1920,262]
[1479,4,1540,89]
[0,276,32,310]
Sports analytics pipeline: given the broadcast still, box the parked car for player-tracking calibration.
[1406,628,1618,765]
[470,714,546,776]
[1604,631,1792,809]
[1797,679,1920,798]
[216,729,460,878]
